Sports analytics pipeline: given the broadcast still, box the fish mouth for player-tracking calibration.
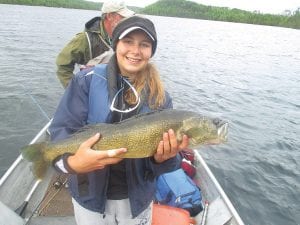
[217,122,228,142]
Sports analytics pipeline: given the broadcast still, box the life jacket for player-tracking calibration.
[87,64,112,124]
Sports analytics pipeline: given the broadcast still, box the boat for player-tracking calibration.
[0,121,245,225]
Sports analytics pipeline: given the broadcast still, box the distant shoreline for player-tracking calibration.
[1,0,299,29]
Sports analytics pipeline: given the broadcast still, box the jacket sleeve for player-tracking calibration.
[56,32,89,88]
[148,154,182,178]
[49,69,92,142]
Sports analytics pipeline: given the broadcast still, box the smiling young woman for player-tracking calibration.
[49,15,189,225]
[116,30,153,77]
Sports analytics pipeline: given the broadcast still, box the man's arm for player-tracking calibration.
[56,33,88,88]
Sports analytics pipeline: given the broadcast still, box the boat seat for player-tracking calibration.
[0,201,25,225]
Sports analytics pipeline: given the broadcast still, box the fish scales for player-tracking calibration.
[92,113,184,158]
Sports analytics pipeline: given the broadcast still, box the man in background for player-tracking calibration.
[56,0,134,88]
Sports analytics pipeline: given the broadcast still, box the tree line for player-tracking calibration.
[1,0,299,29]
[0,0,100,10]
[141,0,300,29]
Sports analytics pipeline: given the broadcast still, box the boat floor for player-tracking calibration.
[0,166,241,225]
[30,174,233,225]
[27,173,75,224]
[37,173,73,217]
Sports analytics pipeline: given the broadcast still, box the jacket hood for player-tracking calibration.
[85,17,102,33]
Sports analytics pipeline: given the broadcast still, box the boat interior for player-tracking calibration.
[0,123,244,225]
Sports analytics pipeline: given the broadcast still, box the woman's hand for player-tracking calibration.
[67,133,127,173]
[154,129,189,163]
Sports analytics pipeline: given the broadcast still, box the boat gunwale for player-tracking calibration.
[0,119,52,187]
[195,150,245,225]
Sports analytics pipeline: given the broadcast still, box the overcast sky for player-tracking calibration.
[92,0,300,14]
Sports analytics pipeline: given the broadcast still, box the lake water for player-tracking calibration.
[0,4,299,225]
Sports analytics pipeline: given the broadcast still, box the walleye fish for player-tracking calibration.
[22,109,228,179]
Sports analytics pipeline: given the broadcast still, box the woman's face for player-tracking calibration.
[116,30,153,77]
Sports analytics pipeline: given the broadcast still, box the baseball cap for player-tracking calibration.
[112,16,157,57]
[101,0,135,18]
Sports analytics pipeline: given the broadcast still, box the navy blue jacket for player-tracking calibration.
[49,56,181,217]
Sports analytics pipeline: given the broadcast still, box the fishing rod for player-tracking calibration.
[15,85,53,218]
[0,84,53,218]
[19,83,51,121]
[0,84,52,186]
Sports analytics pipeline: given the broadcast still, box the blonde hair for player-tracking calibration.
[124,63,165,109]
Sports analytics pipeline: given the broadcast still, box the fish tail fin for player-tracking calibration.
[21,142,49,179]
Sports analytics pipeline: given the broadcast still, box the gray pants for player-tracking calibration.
[72,198,152,225]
